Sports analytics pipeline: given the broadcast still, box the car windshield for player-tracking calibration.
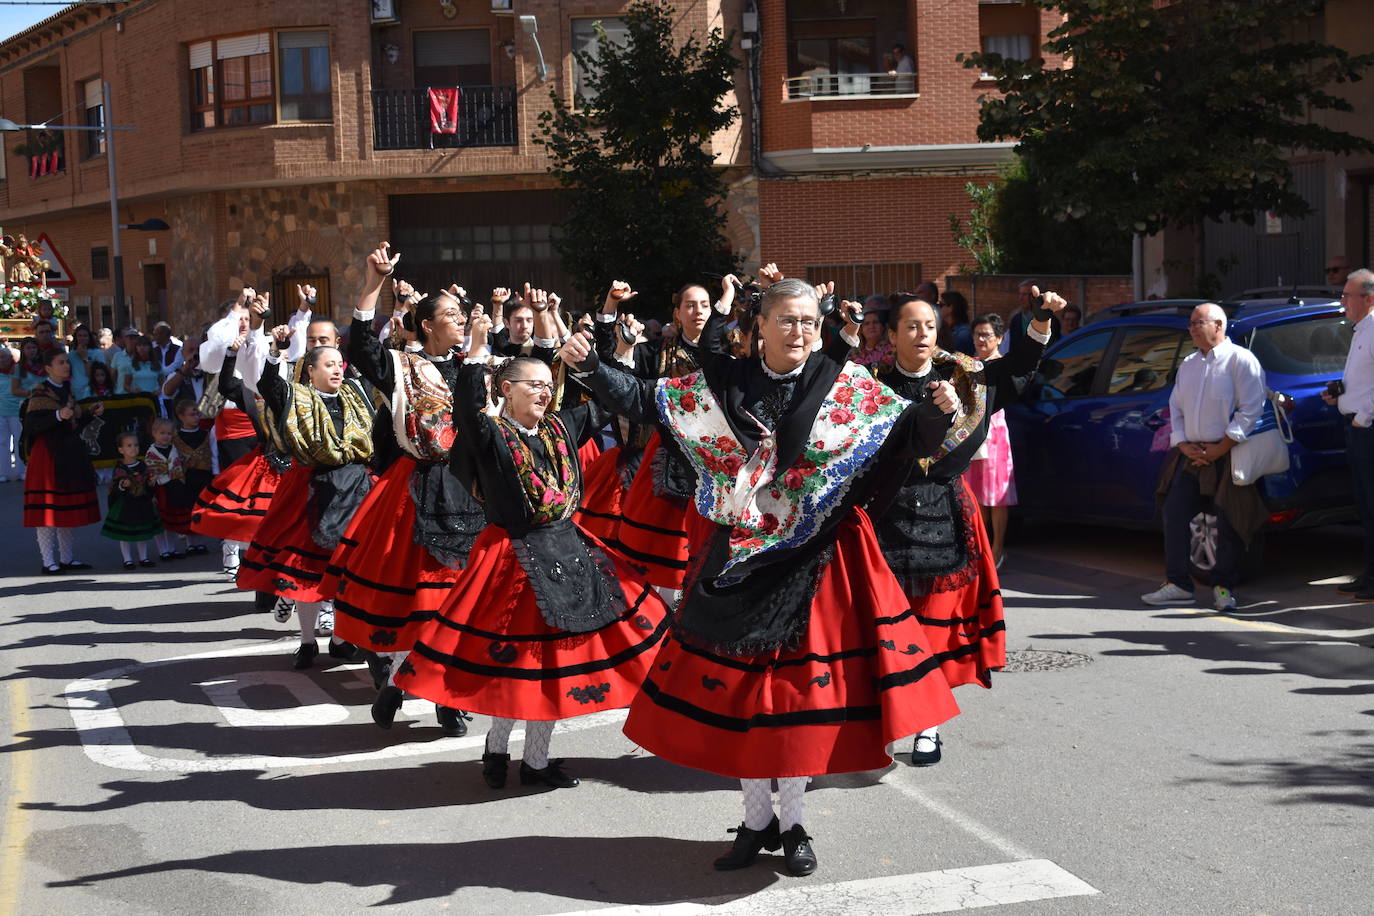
[1246,315,1352,376]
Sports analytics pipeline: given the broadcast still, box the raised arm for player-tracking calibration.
[218,350,247,404]
[985,290,1063,413]
[558,331,660,426]
[257,326,294,417]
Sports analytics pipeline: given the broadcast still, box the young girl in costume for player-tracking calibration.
[102,431,163,568]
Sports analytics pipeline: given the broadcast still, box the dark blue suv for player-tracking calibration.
[1005,297,1354,577]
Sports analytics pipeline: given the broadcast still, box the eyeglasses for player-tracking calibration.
[509,379,553,393]
[1187,319,1221,327]
[773,315,820,334]
[973,332,998,340]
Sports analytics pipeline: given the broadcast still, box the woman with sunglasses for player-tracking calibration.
[391,291,669,792]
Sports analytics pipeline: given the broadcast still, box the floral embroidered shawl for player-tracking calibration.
[657,362,909,581]
[389,350,457,463]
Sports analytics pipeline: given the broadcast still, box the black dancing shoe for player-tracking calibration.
[60,560,92,570]
[291,642,319,670]
[139,558,156,568]
[364,652,393,691]
[780,824,817,877]
[371,684,404,729]
[482,752,511,788]
[713,816,782,871]
[435,706,470,737]
[187,543,208,555]
[519,759,580,789]
[123,560,136,570]
[41,564,64,575]
[170,550,187,560]
[910,733,943,767]
[327,639,359,661]
[160,551,175,561]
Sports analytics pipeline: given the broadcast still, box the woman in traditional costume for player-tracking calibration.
[237,325,375,669]
[22,349,102,573]
[391,300,669,791]
[562,278,962,877]
[324,245,487,737]
[864,292,1060,766]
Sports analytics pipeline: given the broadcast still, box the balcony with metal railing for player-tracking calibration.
[784,72,918,100]
[371,86,518,150]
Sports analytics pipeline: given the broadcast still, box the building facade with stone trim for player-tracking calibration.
[0,0,1070,333]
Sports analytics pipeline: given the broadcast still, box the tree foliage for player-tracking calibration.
[960,0,1374,284]
[535,1,739,316]
[950,160,1133,276]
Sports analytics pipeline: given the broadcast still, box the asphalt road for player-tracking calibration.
[1,480,1370,915]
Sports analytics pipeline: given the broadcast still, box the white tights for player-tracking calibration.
[35,527,76,567]
[221,539,246,571]
[740,776,810,832]
[484,718,556,770]
[119,541,150,563]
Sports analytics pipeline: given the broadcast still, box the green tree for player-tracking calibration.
[535,1,739,315]
[949,161,1132,275]
[961,0,1374,291]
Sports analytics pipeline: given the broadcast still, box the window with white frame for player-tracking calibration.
[571,17,629,104]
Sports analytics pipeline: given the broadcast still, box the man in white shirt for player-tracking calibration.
[1323,267,1374,600]
[1143,303,1266,611]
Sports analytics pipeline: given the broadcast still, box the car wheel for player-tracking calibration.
[1188,511,1265,584]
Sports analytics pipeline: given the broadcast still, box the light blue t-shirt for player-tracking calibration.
[68,349,107,401]
[125,361,162,394]
[0,370,26,417]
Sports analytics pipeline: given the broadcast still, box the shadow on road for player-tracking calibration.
[48,835,776,906]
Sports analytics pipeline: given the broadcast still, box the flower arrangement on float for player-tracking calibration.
[0,283,64,318]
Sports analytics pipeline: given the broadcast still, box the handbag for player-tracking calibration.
[196,371,225,419]
[1230,390,1293,486]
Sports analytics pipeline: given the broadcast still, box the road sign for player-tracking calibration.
[35,232,76,286]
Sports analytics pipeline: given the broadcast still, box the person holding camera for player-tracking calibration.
[1324,267,1374,600]
[1142,303,1266,611]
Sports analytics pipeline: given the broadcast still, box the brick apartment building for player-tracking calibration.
[0,0,1062,332]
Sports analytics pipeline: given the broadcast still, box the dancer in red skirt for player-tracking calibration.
[191,346,291,580]
[864,291,1062,767]
[238,325,376,669]
[563,278,962,877]
[391,303,669,791]
[587,280,715,593]
[21,349,102,573]
[325,244,488,737]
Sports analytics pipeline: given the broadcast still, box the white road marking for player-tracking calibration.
[553,859,1098,915]
[884,769,1035,861]
[64,641,628,773]
[197,672,349,729]
[998,588,1094,601]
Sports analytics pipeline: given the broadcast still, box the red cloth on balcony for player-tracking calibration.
[428,88,460,134]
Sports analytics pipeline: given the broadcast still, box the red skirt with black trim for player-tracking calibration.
[191,447,282,542]
[577,437,603,469]
[616,432,690,589]
[622,507,961,779]
[237,465,336,602]
[394,522,670,722]
[576,445,630,544]
[156,484,195,534]
[325,456,464,653]
[22,436,100,528]
[906,478,1007,689]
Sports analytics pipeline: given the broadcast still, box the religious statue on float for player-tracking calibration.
[0,232,64,339]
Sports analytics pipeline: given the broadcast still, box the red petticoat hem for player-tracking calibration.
[237,465,336,602]
[326,457,463,652]
[191,448,282,541]
[22,437,100,528]
[622,508,960,779]
[394,522,669,722]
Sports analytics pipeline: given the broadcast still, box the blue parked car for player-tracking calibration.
[1005,297,1354,579]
